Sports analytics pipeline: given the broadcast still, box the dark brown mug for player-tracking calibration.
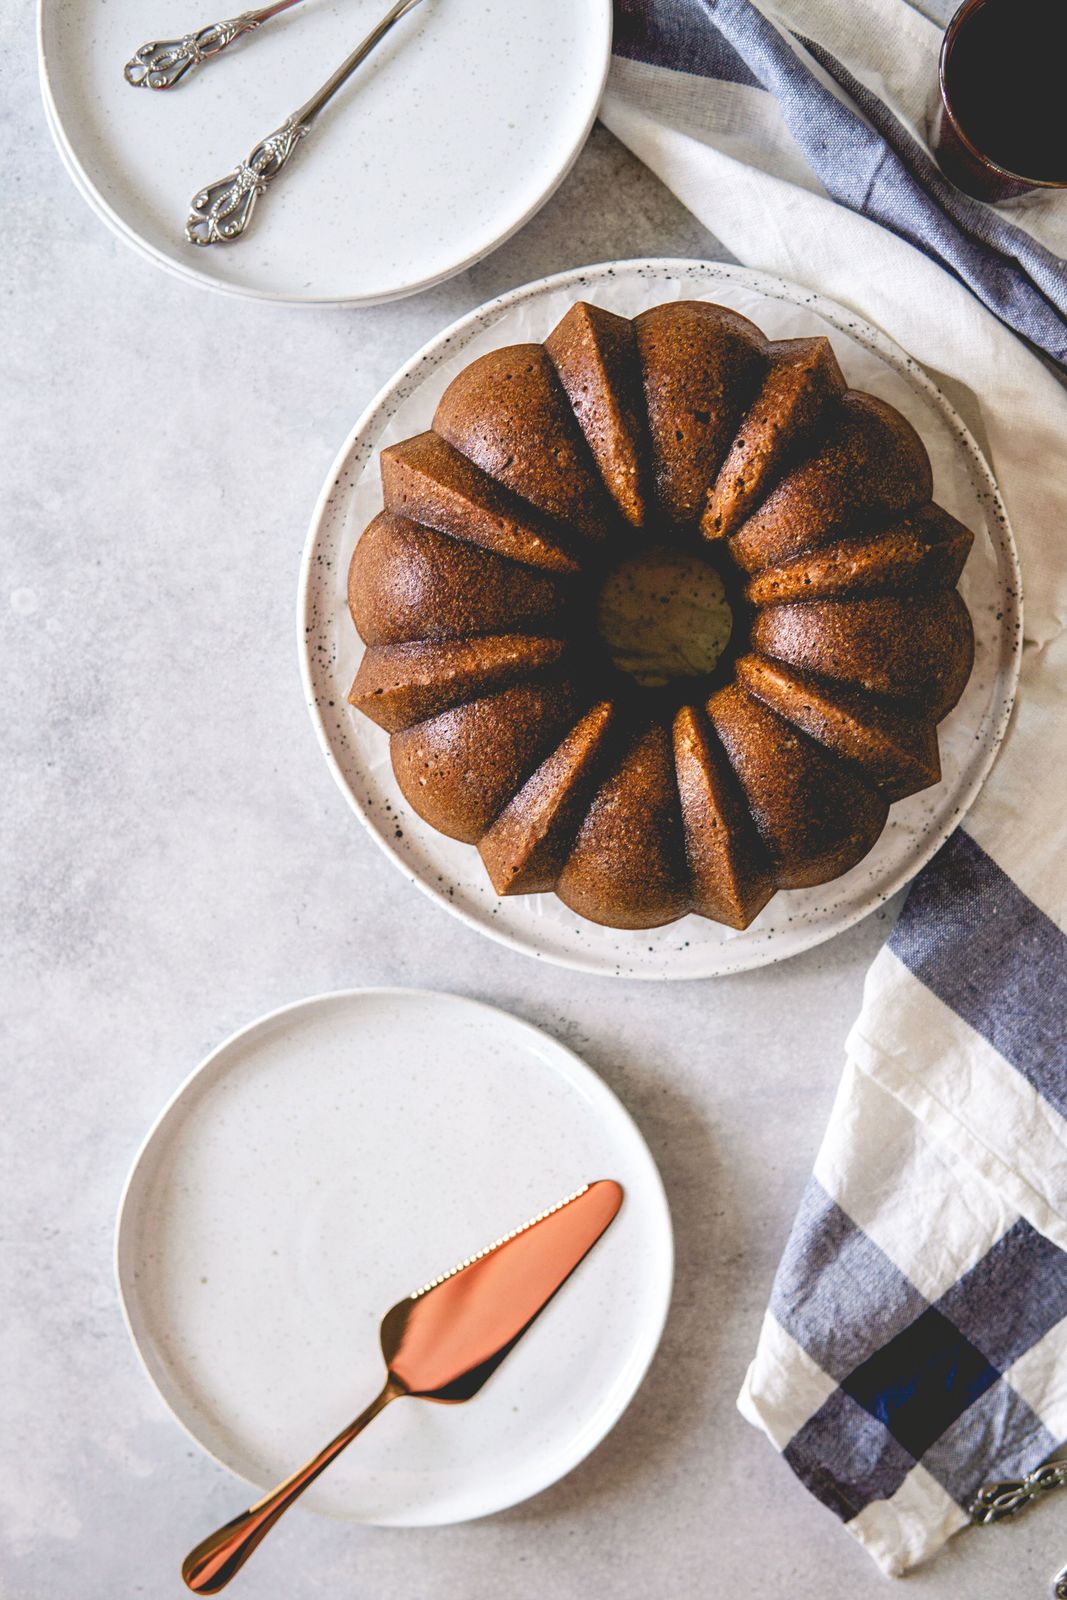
[932,0,1067,203]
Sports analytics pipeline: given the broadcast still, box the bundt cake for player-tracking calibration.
[346,300,974,932]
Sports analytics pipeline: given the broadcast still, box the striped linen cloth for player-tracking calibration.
[600,0,1067,1576]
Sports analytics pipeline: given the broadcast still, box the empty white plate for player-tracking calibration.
[115,989,673,1524]
[38,0,612,303]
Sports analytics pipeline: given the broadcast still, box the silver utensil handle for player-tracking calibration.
[185,0,425,246]
[971,1460,1067,1523]
[186,117,308,246]
[1054,1562,1067,1600]
[125,3,301,90]
[292,0,424,126]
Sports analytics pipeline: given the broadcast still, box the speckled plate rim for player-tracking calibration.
[114,986,674,1525]
[36,0,612,307]
[297,258,1022,978]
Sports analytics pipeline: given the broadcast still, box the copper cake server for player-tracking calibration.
[182,1178,624,1593]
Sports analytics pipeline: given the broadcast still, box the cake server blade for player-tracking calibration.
[182,1178,623,1592]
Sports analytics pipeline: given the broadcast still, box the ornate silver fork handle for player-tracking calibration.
[125,0,305,90]
[971,1459,1067,1523]
[185,0,425,246]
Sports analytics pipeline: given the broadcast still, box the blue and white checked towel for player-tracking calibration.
[603,0,1067,1575]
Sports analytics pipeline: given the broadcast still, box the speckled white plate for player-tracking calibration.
[299,259,1022,979]
[115,989,673,1524]
[38,0,611,304]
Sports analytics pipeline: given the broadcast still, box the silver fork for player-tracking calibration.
[125,0,307,90]
[185,0,426,246]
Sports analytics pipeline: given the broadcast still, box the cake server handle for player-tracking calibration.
[125,0,305,90]
[182,1381,398,1593]
[185,0,426,246]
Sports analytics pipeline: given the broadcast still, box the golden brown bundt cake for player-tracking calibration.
[345,299,975,933]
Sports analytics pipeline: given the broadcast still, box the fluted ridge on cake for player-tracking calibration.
[673,704,775,927]
[736,655,941,801]
[708,684,889,889]
[556,720,691,928]
[390,679,582,844]
[752,591,975,719]
[381,435,584,575]
[545,303,649,529]
[745,504,973,605]
[433,346,615,543]
[634,301,767,528]
[349,635,569,733]
[702,336,847,541]
[728,391,933,574]
[348,511,574,646]
[479,701,618,896]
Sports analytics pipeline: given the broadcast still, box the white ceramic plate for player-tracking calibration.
[299,260,1022,980]
[116,989,673,1525]
[38,0,611,304]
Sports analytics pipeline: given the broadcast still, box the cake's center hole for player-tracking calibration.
[596,547,733,689]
